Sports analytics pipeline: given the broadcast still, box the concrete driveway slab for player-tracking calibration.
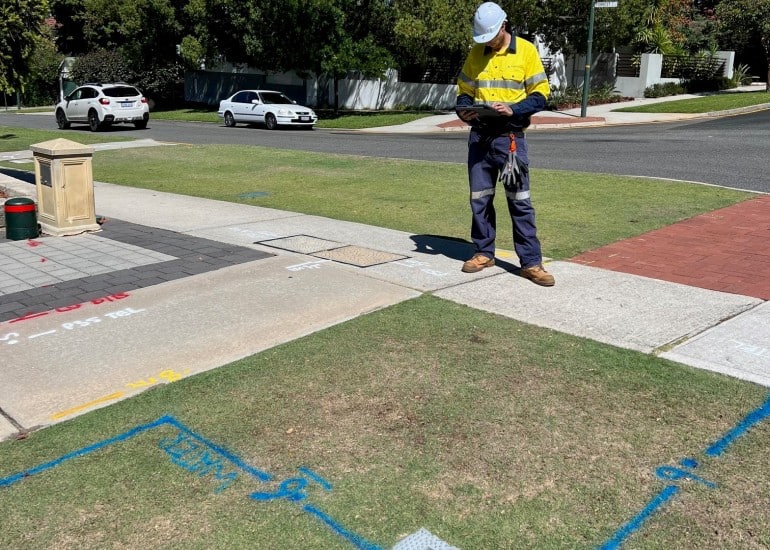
[434,261,761,353]
[661,301,770,387]
[0,256,419,430]
[0,416,16,440]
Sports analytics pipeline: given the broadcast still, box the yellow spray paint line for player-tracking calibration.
[50,391,126,421]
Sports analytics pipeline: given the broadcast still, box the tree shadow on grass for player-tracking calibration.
[0,167,35,185]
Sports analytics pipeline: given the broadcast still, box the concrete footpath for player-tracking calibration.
[1,92,769,440]
[360,82,770,132]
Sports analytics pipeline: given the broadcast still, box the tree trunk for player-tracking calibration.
[333,75,340,114]
[765,41,770,92]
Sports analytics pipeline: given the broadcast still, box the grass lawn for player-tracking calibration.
[613,90,770,113]
[2,126,754,260]
[148,107,441,129]
[0,123,768,549]
[1,296,767,549]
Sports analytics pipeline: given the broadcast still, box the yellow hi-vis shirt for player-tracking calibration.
[457,36,550,105]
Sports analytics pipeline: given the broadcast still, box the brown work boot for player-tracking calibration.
[520,264,555,286]
[462,254,495,273]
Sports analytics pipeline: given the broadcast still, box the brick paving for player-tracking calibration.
[436,113,607,130]
[0,219,272,322]
[570,195,770,300]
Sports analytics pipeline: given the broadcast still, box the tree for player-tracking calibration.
[391,0,475,66]
[0,0,50,96]
[23,28,64,105]
[716,0,770,90]
[50,0,186,103]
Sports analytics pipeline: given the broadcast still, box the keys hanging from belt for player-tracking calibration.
[499,132,522,191]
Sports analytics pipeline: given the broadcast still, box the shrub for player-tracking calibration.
[644,82,685,98]
[69,50,137,85]
[730,63,753,86]
[547,84,632,110]
[682,77,730,93]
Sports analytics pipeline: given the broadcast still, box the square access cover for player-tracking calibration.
[313,245,408,267]
[258,235,342,254]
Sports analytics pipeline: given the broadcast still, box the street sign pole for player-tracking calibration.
[580,0,597,118]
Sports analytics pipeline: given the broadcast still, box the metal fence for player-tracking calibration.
[616,53,640,77]
[660,55,725,80]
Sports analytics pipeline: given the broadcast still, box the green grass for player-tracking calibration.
[0,124,768,549]
[614,90,770,113]
[82,144,752,259]
[1,296,767,549]
[3,127,752,260]
[0,125,134,150]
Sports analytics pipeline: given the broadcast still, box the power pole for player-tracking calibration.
[581,1,618,118]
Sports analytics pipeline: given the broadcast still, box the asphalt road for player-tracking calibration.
[2,109,768,192]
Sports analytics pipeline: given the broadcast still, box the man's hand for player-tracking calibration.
[490,102,513,116]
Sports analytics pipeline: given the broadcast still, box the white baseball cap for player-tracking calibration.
[473,2,507,43]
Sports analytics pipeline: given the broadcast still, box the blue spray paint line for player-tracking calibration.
[249,473,383,549]
[303,503,384,550]
[0,416,170,488]
[298,466,333,491]
[164,416,272,482]
[598,393,770,549]
[0,416,272,488]
[2,415,381,549]
[598,485,679,550]
[704,394,770,458]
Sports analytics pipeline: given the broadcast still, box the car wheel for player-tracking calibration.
[134,120,148,129]
[55,109,71,129]
[88,110,102,132]
[224,112,236,127]
[265,113,278,130]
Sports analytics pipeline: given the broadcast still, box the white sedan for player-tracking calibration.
[217,90,318,130]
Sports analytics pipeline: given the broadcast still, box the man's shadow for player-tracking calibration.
[409,234,521,274]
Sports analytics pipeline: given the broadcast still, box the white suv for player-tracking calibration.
[55,83,150,132]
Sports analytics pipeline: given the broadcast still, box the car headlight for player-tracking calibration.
[277,109,293,116]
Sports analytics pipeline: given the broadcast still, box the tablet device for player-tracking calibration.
[460,104,502,118]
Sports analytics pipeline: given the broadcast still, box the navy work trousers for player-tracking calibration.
[467,130,542,268]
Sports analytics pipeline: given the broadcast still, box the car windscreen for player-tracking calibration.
[259,92,293,105]
[103,86,140,97]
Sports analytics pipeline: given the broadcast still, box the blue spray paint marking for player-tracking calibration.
[0,415,382,550]
[249,469,383,550]
[162,416,272,483]
[0,416,170,488]
[704,394,770,457]
[655,458,716,489]
[598,485,680,550]
[599,394,770,549]
[298,466,333,491]
[159,431,242,493]
[303,503,383,550]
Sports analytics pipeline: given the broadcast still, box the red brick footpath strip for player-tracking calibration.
[570,194,770,300]
[437,113,606,130]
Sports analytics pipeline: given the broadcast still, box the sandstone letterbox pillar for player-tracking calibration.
[31,138,100,236]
